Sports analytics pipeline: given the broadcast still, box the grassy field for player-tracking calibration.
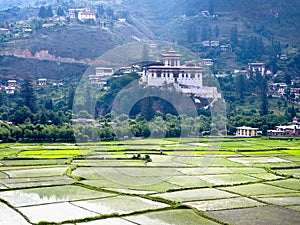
[0,137,300,224]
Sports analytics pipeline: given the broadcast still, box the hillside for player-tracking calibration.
[125,0,300,46]
[2,23,153,60]
[0,55,88,81]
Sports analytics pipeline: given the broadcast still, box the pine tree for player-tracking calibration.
[38,6,46,18]
[235,74,246,103]
[230,25,238,45]
[208,0,214,15]
[20,79,37,113]
[97,5,105,16]
[290,105,297,118]
[47,6,53,18]
[201,26,208,41]
[84,85,94,115]
[57,6,64,16]
[215,25,220,38]
[67,86,75,110]
[187,24,197,43]
[259,76,268,116]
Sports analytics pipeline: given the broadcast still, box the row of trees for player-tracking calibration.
[1,108,297,142]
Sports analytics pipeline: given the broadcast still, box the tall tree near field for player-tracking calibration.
[20,79,37,113]
[257,74,268,116]
[67,86,75,110]
[84,85,94,115]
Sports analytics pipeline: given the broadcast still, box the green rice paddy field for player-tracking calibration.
[0,137,300,224]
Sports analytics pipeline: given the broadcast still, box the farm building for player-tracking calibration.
[236,126,261,137]
[268,117,300,136]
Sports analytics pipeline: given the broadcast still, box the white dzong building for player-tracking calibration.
[141,49,220,99]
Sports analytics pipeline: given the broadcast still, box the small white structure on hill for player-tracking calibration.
[141,49,220,99]
[38,78,47,86]
[69,8,96,22]
[248,62,265,76]
[7,80,17,87]
[89,67,114,85]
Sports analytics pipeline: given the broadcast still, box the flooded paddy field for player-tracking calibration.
[0,137,300,224]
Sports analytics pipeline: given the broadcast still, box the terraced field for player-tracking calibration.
[0,137,300,224]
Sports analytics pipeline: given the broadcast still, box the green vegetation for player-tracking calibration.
[0,138,299,224]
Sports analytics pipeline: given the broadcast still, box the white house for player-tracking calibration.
[236,126,260,137]
[38,78,47,86]
[220,44,231,52]
[89,67,114,85]
[7,80,17,87]
[201,40,220,47]
[78,8,96,22]
[4,86,15,94]
[203,58,214,66]
[69,8,96,22]
[248,62,266,76]
[118,18,126,23]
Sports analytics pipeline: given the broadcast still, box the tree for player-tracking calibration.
[207,25,212,40]
[105,7,114,18]
[31,18,43,31]
[214,25,220,38]
[38,6,46,18]
[201,26,208,41]
[208,0,214,15]
[235,74,246,103]
[84,85,93,115]
[67,86,75,110]
[11,106,33,125]
[97,5,105,17]
[45,98,54,110]
[141,97,155,121]
[20,79,37,113]
[187,24,197,43]
[290,106,297,118]
[57,6,65,16]
[11,126,22,141]
[46,6,53,17]
[259,77,268,116]
[230,25,238,45]
[142,44,149,62]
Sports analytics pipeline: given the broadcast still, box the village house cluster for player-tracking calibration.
[0,80,17,94]
[268,117,300,136]
[200,41,231,67]
[236,117,300,137]
[0,78,63,95]
[68,8,97,22]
